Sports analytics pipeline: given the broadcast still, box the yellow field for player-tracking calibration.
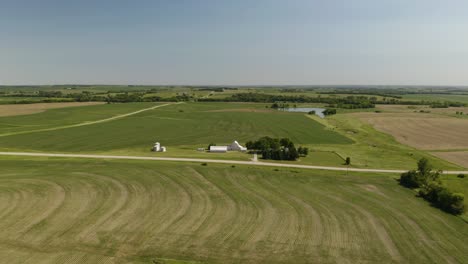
[0,102,104,117]
[432,151,468,168]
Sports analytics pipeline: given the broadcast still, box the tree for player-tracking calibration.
[207,143,216,149]
[400,170,420,188]
[280,138,294,149]
[297,147,309,157]
[288,147,299,161]
[448,193,465,215]
[417,158,432,176]
[345,157,351,165]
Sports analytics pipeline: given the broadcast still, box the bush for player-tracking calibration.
[457,174,465,178]
[345,157,351,165]
[400,170,421,188]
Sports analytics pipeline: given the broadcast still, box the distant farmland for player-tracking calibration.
[0,102,352,153]
[0,157,466,263]
[355,113,468,150]
[0,102,103,117]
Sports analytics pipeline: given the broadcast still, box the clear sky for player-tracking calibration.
[1,0,468,86]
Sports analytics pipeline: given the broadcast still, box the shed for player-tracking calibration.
[209,146,228,153]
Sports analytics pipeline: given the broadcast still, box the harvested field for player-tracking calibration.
[376,104,468,115]
[432,151,468,168]
[0,157,466,263]
[0,102,104,117]
[354,113,468,150]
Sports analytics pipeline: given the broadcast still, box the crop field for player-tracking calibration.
[432,151,468,168]
[0,102,164,135]
[354,112,468,150]
[0,102,104,117]
[0,157,466,264]
[307,113,462,170]
[0,102,352,154]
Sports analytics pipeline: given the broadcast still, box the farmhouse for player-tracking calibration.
[209,140,247,153]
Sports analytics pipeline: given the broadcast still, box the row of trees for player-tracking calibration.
[430,101,466,108]
[399,158,465,215]
[245,137,308,161]
[199,93,376,109]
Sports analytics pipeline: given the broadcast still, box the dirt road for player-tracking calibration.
[1,151,467,175]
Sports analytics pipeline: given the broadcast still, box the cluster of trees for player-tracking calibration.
[399,158,465,215]
[245,137,308,161]
[323,109,337,115]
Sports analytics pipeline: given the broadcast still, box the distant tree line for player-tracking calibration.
[199,93,377,109]
[429,101,466,108]
[399,158,465,215]
[245,137,308,161]
[1,89,466,108]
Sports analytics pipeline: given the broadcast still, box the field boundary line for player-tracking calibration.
[1,151,467,175]
[0,102,180,137]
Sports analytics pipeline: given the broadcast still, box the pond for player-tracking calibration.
[282,107,326,118]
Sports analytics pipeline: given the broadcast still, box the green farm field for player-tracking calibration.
[0,102,351,153]
[401,93,468,104]
[0,102,163,135]
[0,101,462,170]
[0,157,466,264]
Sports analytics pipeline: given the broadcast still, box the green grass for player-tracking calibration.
[0,101,463,170]
[401,94,468,104]
[0,157,466,263]
[0,102,352,154]
[0,102,163,135]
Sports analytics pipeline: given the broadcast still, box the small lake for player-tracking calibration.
[282,107,326,118]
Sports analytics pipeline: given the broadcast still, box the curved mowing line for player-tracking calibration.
[0,102,180,137]
[1,151,467,175]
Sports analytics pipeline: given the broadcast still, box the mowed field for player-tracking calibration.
[0,157,466,264]
[0,102,352,153]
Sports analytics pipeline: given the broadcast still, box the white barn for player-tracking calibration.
[228,141,247,151]
[209,146,228,153]
[209,140,247,153]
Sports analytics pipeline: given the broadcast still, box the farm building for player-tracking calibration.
[152,142,167,152]
[209,146,228,153]
[209,141,247,153]
[229,140,247,151]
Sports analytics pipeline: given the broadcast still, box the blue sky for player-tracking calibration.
[1,0,468,85]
